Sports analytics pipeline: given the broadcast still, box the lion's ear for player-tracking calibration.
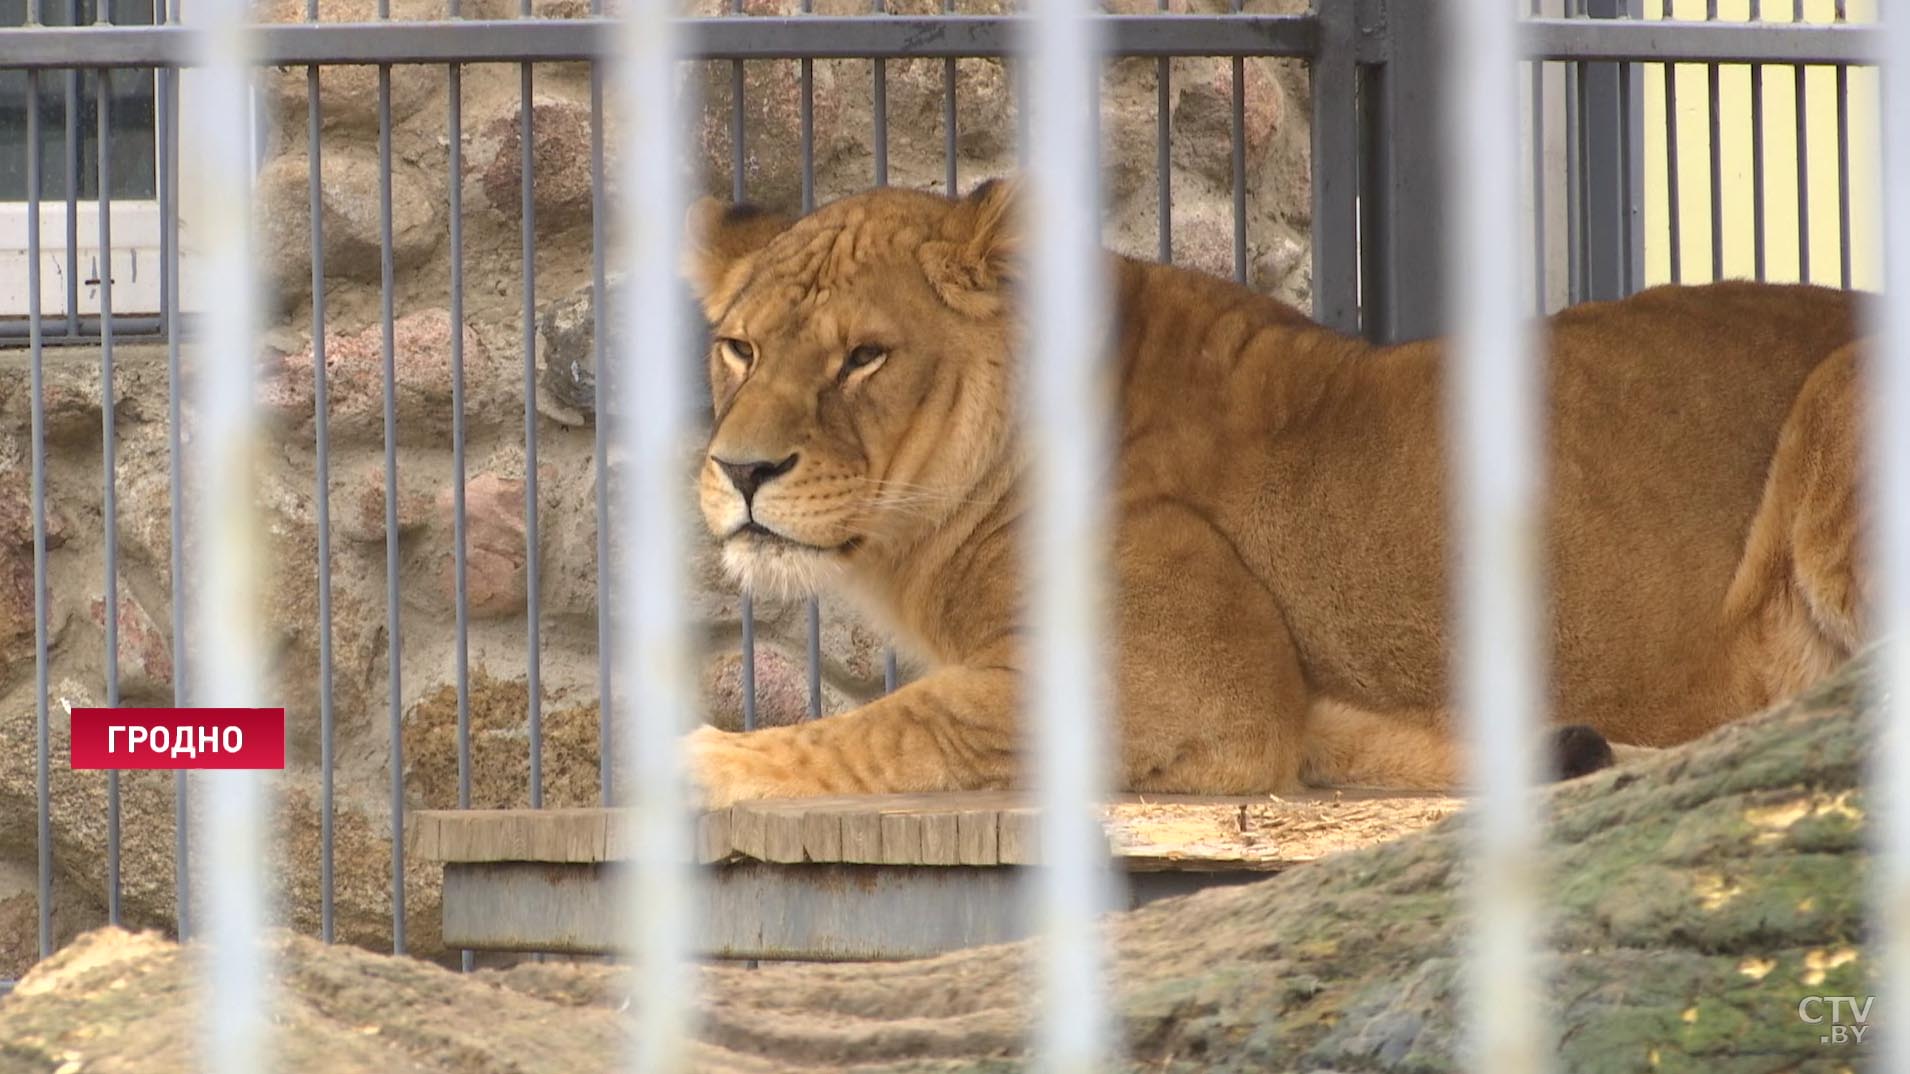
[919,178,1023,316]
[682,197,795,305]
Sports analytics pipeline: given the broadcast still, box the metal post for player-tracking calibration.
[1362,0,1447,343]
[1024,0,1119,1068]
[305,0,338,949]
[611,0,697,1068]
[1311,0,1361,333]
[1578,0,1634,299]
[1444,2,1548,1074]
[98,62,123,927]
[1871,11,1910,1074]
[28,65,53,965]
[181,0,273,1065]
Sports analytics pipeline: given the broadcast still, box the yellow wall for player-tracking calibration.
[1641,0,1880,288]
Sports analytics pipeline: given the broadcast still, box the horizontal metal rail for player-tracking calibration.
[0,14,1320,66]
[0,14,1874,70]
[1522,18,1879,64]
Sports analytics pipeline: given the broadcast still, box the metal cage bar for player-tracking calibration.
[1023,0,1118,1069]
[450,0,476,977]
[0,15,1327,67]
[1875,11,1910,1074]
[609,0,698,1067]
[1447,3,1547,1073]
[306,0,339,953]
[28,63,53,965]
[97,61,123,927]
[179,0,273,1066]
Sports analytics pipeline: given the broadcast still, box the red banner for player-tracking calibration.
[69,708,287,770]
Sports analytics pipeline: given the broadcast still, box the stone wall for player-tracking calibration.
[0,0,1315,974]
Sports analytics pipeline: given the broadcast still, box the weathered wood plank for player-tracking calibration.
[878,812,922,865]
[840,809,884,864]
[758,801,811,864]
[729,805,768,862]
[696,810,733,865]
[956,808,999,866]
[996,808,1040,866]
[411,790,1461,871]
[918,812,962,866]
[800,809,843,863]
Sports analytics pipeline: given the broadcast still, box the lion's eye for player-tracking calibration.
[719,338,756,369]
[843,344,889,377]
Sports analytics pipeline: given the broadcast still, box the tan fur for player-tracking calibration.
[681,181,1871,809]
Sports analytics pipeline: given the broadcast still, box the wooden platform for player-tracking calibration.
[412,791,1460,961]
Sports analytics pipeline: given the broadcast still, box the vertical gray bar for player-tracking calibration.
[64,6,78,339]
[805,600,821,719]
[1229,0,1245,283]
[450,8,475,972]
[874,0,896,691]
[1707,1,1723,280]
[1022,0,1118,1064]
[1154,0,1169,265]
[800,0,823,721]
[588,29,610,811]
[97,64,121,927]
[740,601,757,728]
[1309,0,1359,333]
[306,0,337,952]
[1365,0,1447,343]
[1664,56,1682,282]
[376,57,407,955]
[1527,0,1547,313]
[1792,0,1810,284]
[1578,0,1629,301]
[1443,0,1549,1070]
[1872,8,1910,1074]
[1015,51,1030,170]
[181,0,274,1061]
[730,0,744,201]
[873,0,888,186]
[943,0,956,195]
[800,0,814,210]
[1746,0,1764,280]
[29,67,52,963]
[1625,0,1645,295]
[609,0,697,1062]
[1564,55,1582,301]
[160,0,190,940]
[1834,0,1851,289]
[730,0,755,730]
[520,57,544,809]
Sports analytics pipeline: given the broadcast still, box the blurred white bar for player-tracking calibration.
[180,0,272,1069]
[1873,5,1910,1073]
[1443,4,1549,1074]
[609,0,697,1071]
[1022,0,1119,1068]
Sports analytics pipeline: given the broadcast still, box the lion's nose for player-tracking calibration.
[713,453,799,507]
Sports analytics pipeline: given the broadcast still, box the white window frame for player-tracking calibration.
[0,66,245,325]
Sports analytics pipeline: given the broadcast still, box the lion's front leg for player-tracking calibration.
[685,666,1021,809]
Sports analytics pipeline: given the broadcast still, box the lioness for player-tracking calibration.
[682,179,1869,809]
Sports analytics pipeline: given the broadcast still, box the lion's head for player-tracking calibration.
[684,181,1024,599]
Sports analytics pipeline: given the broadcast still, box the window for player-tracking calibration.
[0,0,164,327]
